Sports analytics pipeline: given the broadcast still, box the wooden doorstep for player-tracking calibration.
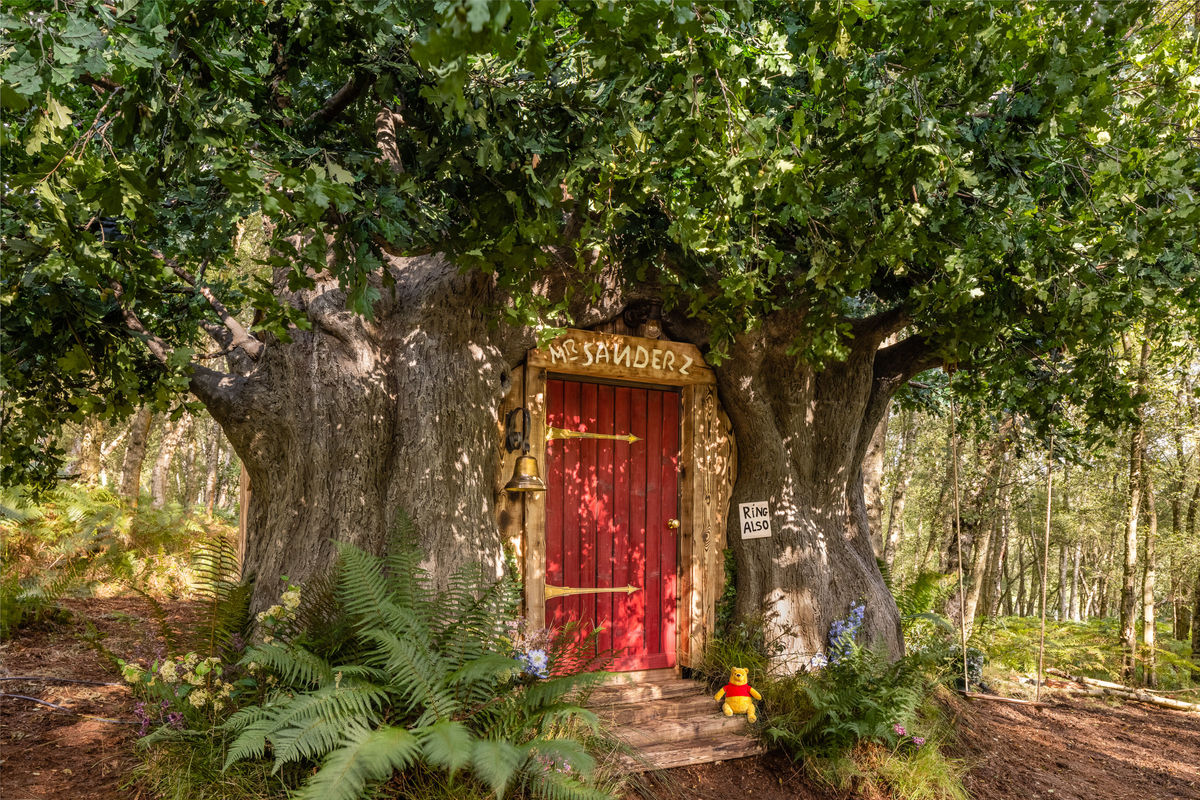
[592,675,766,772]
[598,667,680,686]
[614,714,752,747]
[619,732,766,772]
[588,678,706,705]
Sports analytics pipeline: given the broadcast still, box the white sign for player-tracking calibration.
[739,502,772,540]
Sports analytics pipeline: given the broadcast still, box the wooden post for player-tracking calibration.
[522,362,548,630]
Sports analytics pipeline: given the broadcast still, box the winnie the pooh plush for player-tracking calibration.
[714,667,762,723]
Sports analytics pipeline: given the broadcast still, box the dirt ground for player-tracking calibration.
[946,691,1200,800]
[3,598,1198,800]
[0,597,201,800]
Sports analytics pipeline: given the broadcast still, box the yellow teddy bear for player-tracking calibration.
[714,667,762,723]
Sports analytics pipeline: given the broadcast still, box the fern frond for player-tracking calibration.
[292,723,420,800]
[243,642,333,687]
[223,707,279,767]
[418,720,473,776]
[530,768,616,800]
[189,533,251,657]
[336,541,411,625]
[471,738,524,799]
[359,628,457,724]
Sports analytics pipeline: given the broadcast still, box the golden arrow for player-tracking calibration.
[544,584,641,600]
[545,427,640,444]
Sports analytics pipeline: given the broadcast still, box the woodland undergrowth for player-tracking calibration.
[0,483,237,638]
[697,570,971,800]
[130,523,629,800]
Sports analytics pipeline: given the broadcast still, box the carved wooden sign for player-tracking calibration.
[527,329,715,386]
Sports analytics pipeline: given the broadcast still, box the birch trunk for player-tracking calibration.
[1119,334,1149,682]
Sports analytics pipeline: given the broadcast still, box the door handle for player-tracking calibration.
[667,518,680,529]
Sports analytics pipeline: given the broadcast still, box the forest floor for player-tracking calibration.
[2,597,1198,800]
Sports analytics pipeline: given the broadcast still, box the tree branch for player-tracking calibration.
[110,281,173,365]
[307,71,375,127]
[375,108,406,174]
[853,331,945,471]
[848,306,910,342]
[874,332,944,388]
[167,262,264,358]
[109,281,245,416]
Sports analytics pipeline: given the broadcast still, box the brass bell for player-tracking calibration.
[504,454,547,493]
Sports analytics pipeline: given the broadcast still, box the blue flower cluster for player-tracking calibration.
[517,648,549,679]
[827,601,865,665]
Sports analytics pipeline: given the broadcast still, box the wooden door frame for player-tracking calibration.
[496,329,735,671]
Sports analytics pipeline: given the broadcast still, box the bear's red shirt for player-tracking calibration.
[722,683,752,697]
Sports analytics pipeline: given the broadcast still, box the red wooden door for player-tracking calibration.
[544,379,680,671]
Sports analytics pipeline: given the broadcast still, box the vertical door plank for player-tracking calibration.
[660,391,681,667]
[644,389,663,661]
[613,385,633,664]
[596,383,616,657]
[678,385,698,667]
[627,387,649,666]
[543,379,565,628]
[561,381,583,628]
[579,381,599,647]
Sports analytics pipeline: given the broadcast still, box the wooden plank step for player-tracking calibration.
[587,678,707,706]
[619,731,767,772]
[612,713,754,747]
[595,693,721,726]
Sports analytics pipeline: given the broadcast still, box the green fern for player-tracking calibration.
[190,532,251,658]
[225,537,612,800]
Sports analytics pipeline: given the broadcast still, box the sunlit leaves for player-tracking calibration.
[2,0,1198,487]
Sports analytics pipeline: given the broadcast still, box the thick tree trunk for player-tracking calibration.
[204,257,537,613]
[712,316,928,664]
[119,407,153,503]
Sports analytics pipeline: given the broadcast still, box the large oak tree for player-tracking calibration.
[3,0,1197,662]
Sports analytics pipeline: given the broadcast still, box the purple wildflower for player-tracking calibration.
[893,723,907,737]
[166,711,184,730]
[517,648,549,679]
[828,602,866,664]
[913,736,926,747]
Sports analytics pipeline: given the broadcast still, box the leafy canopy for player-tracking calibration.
[2,0,1197,485]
